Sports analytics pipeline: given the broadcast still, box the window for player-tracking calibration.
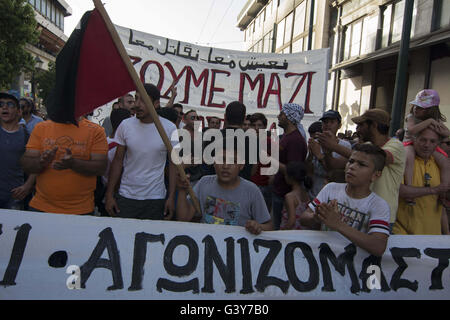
[381,0,417,48]
[342,19,364,60]
[255,13,262,35]
[439,0,450,28]
[381,5,392,47]
[293,1,306,37]
[292,38,303,52]
[52,4,57,24]
[28,0,34,6]
[257,40,263,53]
[57,10,61,29]
[284,12,293,45]
[44,0,49,18]
[391,1,405,43]
[49,1,52,20]
[276,18,285,49]
[36,0,41,12]
[350,20,362,57]
[263,31,273,53]
[360,14,377,55]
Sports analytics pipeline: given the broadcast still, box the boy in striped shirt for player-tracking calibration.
[300,143,390,257]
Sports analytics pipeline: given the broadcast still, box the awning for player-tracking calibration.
[330,27,450,72]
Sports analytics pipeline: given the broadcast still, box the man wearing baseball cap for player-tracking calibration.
[0,92,35,210]
[314,109,351,185]
[318,108,406,228]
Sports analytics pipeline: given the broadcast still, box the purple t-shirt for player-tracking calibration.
[273,129,307,197]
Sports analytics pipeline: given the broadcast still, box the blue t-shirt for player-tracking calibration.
[0,125,29,200]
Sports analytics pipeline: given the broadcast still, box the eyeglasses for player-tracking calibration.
[0,101,17,108]
[190,116,199,120]
[424,173,431,187]
[442,141,450,146]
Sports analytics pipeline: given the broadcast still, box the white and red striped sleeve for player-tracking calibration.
[308,183,335,212]
[368,196,391,235]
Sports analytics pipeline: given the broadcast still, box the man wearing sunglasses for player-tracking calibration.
[0,92,35,210]
[19,98,43,134]
[393,127,449,235]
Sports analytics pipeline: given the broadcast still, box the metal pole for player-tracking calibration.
[389,0,414,136]
[307,0,315,50]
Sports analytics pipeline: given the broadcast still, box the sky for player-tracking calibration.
[64,0,248,51]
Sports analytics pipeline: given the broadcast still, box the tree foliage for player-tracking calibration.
[0,0,39,90]
[34,61,56,105]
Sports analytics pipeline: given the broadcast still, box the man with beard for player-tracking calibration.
[271,103,307,230]
[318,108,405,228]
[105,84,179,220]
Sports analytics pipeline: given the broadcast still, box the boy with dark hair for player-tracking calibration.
[319,108,406,227]
[300,143,390,257]
[249,112,268,130]
[224,101,246,127]
[176,146,273,235]
[203,101,254,180]
[206,116,221,130]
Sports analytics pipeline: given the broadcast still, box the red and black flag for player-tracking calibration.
[46,9,135,124]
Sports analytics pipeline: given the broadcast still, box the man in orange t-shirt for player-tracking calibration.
[21,118,108,215]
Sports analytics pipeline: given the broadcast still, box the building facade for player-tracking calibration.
[14,0,71,106]
[237,0,450,132]
[329,0,450,132]
[237,0,330,54]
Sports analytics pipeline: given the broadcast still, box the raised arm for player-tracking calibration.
[165,84,178,108]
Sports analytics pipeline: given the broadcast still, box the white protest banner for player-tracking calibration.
[1,209,448,300]
[92,24,329,129]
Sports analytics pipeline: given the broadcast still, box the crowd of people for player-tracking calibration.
[1,85,449,257]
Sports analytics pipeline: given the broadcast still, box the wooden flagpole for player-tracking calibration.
[92,0,201,214]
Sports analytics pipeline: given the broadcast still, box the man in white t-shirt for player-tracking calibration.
[105,84,179,220]
[301,143,390,257]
